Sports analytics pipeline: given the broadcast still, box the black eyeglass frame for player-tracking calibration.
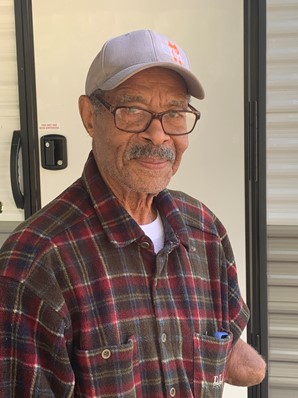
[93,96,201,136]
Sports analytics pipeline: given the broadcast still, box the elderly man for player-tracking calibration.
[0,30,265,397]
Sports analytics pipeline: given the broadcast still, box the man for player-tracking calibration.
[0,30,265,397]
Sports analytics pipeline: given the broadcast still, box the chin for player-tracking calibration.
[134,181,170,195]
[122,170,173,195]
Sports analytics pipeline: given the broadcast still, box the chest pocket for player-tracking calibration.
[72,336,142,397]
[193,332,233,398]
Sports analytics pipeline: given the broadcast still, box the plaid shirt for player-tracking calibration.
[0,152,249,398]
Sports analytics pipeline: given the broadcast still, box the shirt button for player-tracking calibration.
[101,349,111,360]
[139,241,150,249]
[170,387,176,397]
[161,333,167,343]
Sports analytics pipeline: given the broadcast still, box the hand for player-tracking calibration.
[225,338,266,386]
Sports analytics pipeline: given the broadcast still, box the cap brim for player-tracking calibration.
[89,62,205,100]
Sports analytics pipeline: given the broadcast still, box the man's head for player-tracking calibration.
[79,30,204,199]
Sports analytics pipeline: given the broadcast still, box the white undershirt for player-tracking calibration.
[140,212,165,254]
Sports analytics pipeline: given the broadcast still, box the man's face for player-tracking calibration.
[82,67,190,196]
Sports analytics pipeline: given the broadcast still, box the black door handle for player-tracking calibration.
[10,130,24,209]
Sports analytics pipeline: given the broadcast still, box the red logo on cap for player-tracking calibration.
[168,41,183,65]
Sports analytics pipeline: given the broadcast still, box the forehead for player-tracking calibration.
[108,67,189,101]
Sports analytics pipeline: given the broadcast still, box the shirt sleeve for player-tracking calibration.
[215,217,250,344]
[0,277,75,397]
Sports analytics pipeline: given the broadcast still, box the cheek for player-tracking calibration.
[93,116,117,152]
[92,123,133,168]
[172,137,189,174]
[175,136,189,160]
[92,121,117,168]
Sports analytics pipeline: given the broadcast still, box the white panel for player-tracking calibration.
[267,226,298,395]
[0,0,24,222]
[270,361,298,380]
[0,221,19,248]
[267,0,298,389]
[268,301,298,314]
[270,337,298,361]
[267,0,298,225]
[269,387,298,398]
[267,237,298,263]
[269,316,298,338]
[269,286,298,303]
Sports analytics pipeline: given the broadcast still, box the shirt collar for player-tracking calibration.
[82,152,190,249]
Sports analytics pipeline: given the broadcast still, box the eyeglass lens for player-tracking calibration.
[114,108,197,135]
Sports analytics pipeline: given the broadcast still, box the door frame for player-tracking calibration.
[14,1,269,396]
[244,0,268,397]
[14,0,41,218]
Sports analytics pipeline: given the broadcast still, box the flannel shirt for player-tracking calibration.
[0,151,249,398]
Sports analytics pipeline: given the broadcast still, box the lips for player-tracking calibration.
[134,157,170,169]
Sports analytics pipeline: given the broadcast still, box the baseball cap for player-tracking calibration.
[85,29,205,99]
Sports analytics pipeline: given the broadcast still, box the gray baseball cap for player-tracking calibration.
[85,29,205,99]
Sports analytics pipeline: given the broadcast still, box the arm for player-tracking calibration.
[0,278,75,397]
[215,221,266,386]
[225,338,266,386]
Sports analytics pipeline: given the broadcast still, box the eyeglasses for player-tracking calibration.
[93,97,201,136]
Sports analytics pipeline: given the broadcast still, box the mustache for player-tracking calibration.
[126,144,176,162]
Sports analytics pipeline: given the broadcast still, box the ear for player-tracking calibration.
[79,95,96,137]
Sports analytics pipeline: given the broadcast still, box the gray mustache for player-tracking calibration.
[127,144,176,162]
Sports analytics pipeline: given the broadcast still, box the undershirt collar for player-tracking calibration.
[140,212,165,254]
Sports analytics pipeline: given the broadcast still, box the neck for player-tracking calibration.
[102,174,158,224]
[116,192,157,224]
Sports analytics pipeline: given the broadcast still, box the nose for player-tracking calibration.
[140,118,171,146]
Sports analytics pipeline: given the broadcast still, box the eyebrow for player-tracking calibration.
[112,94,188,108]
[114,94,146,104]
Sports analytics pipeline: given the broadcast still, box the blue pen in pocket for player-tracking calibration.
[213,331,229,340]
